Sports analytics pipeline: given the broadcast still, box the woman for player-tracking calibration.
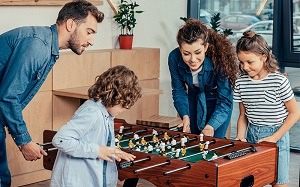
[168,19,238,138]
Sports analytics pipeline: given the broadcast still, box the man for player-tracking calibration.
[0,1,104,186]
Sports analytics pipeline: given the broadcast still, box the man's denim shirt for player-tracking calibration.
[168,48,233,134]
[0,24,59,146]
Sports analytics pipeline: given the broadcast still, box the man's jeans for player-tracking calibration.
[0,128,11,187]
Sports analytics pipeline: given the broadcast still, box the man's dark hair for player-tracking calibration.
[56,0,104,25]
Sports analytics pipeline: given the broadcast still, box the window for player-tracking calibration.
[188,0,300,151]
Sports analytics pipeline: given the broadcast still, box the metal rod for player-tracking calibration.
[38,142,52,146]
[209,142,234,152]
[44,147,57,152]
[115,126,132,133]
[134,160,170,173]
[133,156,151,164]
[166,139,215,156]
[123,128,148,136]
[163,164,191,176]
[208,146,254,161]
[179,142,233,160]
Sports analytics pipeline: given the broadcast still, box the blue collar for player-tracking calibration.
[50,24,59,56]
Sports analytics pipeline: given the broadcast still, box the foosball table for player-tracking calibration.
[42,118,278,187]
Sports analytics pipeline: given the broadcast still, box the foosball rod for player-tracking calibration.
[163,164,191,176]
[166,139,216,156]
[122,128,148,136]
[169,126,183,131]
[206,145,256,161]
[178,141,234,160]
[119,156,151,169]
[114,126,132,133]
[134,160,171,173]
[37,142,58,152]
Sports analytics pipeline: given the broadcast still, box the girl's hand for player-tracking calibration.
[235,137,247,142]
[98,146,136,162]
[201,125,214,137]
[258,135,278,143]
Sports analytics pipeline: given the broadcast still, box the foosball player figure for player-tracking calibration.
[147,143,153,153]
[183,135,188,144]
[180,137,186,147]
[116,133,123,141]
[152,128,158,136]
[171,137,177,151]
[115,138,121,149]
[211,152,218,160]
[116,125,124,140]
[133,133,140,141]
[166,139,171,150]
[162,150,167,157]
[135,145,141,151]
[160,140,166,152]
[152,134,159,143]
[202,141,210,159]
[199,133,204,151]
[141,136,147,146]
[128,139,135,150]
[163,131,170,141]
[175,148,181,158]
[181,146,187,157]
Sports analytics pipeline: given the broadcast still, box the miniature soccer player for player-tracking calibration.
[199,133,205,151]
[129,139,135,150]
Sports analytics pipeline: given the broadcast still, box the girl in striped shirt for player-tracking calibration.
[234,30,299,187]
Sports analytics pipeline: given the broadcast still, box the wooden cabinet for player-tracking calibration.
[8,48,161,186]
[52,48,161,129]
[8,91,53,186]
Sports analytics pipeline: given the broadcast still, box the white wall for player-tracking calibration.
[0,0,187,117]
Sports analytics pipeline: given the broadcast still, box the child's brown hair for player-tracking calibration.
[88,65,142,109]
[236,30,279,74]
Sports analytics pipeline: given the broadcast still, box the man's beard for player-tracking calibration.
[68,30,83,55]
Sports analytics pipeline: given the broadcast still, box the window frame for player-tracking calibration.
[273,0,300,68]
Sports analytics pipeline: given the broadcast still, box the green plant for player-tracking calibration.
[210,13,233,37]
[180,14,233,37]
[113,0,143,35]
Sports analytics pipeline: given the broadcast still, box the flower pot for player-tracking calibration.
[119,35,133,49]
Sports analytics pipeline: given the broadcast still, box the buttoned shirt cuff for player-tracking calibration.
[12,132,32,146]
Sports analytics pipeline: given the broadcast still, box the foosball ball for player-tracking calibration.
[42,118,278,187]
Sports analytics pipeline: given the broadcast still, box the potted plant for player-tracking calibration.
[113,0,143,49]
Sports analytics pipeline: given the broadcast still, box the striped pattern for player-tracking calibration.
[234,73,294,125]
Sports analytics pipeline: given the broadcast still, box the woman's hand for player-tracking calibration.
[201,125,214,137]
[98,145,136,162]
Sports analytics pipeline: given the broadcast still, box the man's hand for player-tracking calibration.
[20,142,48,161]
[179,115,191,133]
[98,145,136,162]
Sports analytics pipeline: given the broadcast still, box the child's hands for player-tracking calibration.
[258,135,278,143]
[235,136,247,142]
[98,145,136,162]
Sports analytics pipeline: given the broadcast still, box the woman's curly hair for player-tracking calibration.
[88,65,142,109]
[177,18,238,86]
